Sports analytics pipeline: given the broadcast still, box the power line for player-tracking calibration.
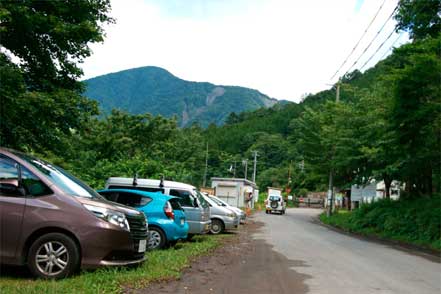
[330,0,387,81]
[343,4,399,77]
[360,31,404,71]
[378,33,403,60]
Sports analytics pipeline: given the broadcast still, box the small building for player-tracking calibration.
[351,180,401,207]
[211,177,259,208]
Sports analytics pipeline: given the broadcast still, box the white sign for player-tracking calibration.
[288,195,293,200]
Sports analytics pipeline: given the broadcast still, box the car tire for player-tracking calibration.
[28,233,80,279]
[210,219,224,234]
[148,226,166,250]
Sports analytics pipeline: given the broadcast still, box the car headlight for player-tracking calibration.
[227,213,235,218]
[84,204,130,232]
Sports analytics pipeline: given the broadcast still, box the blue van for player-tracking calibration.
[98,189,188,249]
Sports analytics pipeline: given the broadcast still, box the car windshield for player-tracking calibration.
[202,195,216,207]
[14,151,103,200]
[212,196,228,206]
[209,196,224,206]
[194,190,209,208]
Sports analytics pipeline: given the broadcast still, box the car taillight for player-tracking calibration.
[164,201,175,220]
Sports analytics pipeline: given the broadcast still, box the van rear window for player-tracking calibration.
[108,185,164,193]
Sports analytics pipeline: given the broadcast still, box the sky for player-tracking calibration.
[81,0,408,102]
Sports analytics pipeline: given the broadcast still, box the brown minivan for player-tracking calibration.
[0,148,149,279]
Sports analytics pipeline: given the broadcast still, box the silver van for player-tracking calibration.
[201,194,239,234]
[105,177,211,236]
[209,194,246,224]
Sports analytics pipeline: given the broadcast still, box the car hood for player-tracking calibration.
[211,205,236,216]
[76,197,143,217]
[228,206,244,215]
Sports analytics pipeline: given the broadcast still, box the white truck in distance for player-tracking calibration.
[265,187,285,214]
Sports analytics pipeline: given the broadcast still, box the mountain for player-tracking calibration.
[83,66,278,127]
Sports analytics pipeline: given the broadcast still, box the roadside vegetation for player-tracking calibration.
[0,235,228,294]
[320,195,441,251]
[1,1,439,198]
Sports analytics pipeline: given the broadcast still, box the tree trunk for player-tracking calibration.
[383,175,392,199]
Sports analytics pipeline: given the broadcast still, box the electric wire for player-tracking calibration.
[330,0,387,81]
[378,33,403,60]
[343,4,399,76]
[359,28,397,71]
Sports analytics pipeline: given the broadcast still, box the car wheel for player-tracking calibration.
[265,210,269,214]
[148,227,166,250]
[210,219,224,234]
[28,233,80,279]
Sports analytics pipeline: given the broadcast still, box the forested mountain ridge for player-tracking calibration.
[84,66,278,127]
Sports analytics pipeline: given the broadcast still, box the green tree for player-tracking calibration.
[389,37,441,195]
[395,0,441,40]
[354,85,399,198]
[0,56,98,152]
[291,101,359,191]
[0,0,112,153]
[0,0,113,91]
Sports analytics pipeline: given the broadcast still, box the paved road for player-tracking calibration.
[253,208,441,294]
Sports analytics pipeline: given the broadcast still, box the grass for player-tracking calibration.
[0,234,229,294]
[320,195,441,251]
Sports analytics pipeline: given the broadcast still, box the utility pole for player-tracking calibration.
[336,80,340,102]
[327,81,340,216]
[243,159,248,180]
[252,151,258,183]
[202,142,208,187]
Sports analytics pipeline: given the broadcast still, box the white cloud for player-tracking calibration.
[82,0,408,102]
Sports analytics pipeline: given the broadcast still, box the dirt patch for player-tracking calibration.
[132,218,310,294]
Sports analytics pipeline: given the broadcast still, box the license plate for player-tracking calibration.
[138,239,147,253]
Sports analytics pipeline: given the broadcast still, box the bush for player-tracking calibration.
[322,195,441,250]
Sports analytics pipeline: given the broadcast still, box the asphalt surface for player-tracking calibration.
[254,208,441,294]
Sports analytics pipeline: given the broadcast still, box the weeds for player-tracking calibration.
[320,195,441,251]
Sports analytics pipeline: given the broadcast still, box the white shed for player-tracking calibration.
[351,180,401,205]
[211,177,259,208]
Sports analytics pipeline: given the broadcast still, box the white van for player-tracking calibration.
[105,177,211,236]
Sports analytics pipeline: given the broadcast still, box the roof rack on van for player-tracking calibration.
[132,173,138,186]
[159,175,164,188]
